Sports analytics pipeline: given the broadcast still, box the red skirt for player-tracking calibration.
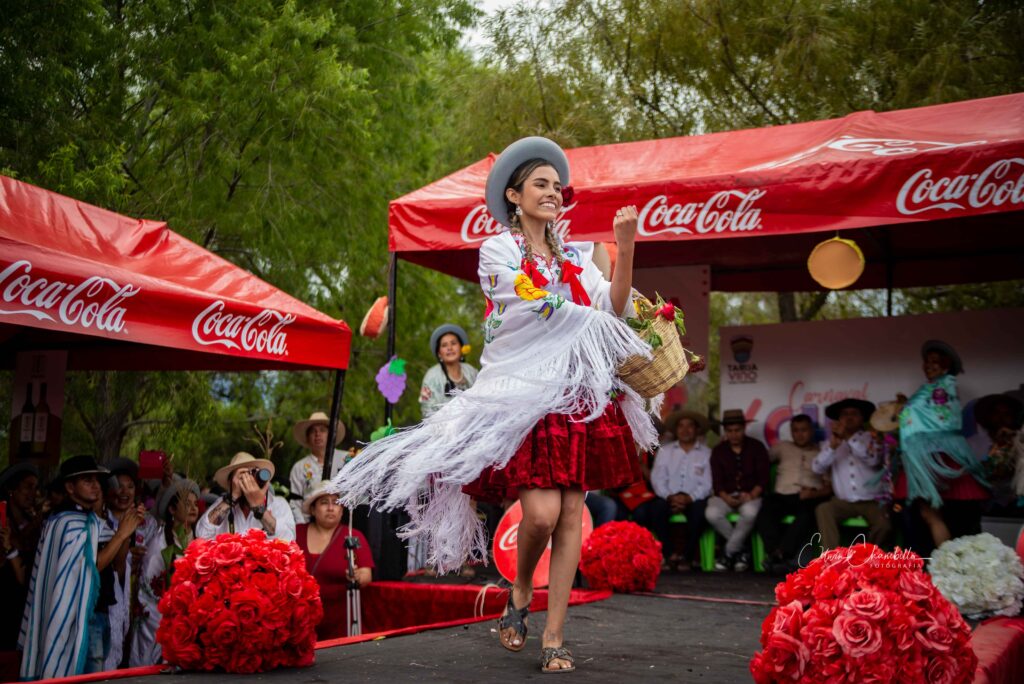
[892,453,989,502]
[462,400,641,503]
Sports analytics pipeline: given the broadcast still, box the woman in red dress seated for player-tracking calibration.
[295,481,373,640]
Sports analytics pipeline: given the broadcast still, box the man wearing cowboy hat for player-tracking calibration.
[19,456,143,679]
[650,410,713,571]
[197,452,295,541]
[812,398,890,550]
[755,414,832,573]
[707,409,770,572]
[289,411,346,524]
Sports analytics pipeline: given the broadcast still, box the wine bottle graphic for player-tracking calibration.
[18,382,35,457]
[33,382,49,454]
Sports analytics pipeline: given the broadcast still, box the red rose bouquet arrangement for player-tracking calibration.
[579,521,661,593]
[156,530,323,673]
[751,544,977,683]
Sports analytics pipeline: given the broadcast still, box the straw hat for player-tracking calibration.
[870,401,904,433]
[292,411,345,450]
[664,410,710,435]
[213,452,275,491]
[301,480,342,516]
[485,137,570,228]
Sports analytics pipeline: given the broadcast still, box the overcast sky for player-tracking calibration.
[462,0,516,53]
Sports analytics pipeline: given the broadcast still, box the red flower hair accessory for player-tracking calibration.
[560,185,575,205]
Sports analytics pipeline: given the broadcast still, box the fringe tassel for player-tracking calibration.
[902,432,989,508]
[329,311,654,574]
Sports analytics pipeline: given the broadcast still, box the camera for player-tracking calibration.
[250,468,272,485]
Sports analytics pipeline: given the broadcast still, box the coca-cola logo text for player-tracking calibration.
[896,157,1024,215]
[191,300,295,356]
[0,260,139,333]
[460,203,575,244]
[638,189,766,237]
[497,523,553,552]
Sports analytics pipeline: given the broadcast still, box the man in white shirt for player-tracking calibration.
[651,411,713,571]
[197,452,295,542]
[288,411,346,524]
[812,399,890,551]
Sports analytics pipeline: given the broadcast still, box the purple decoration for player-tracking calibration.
[932,387,949,406]
[376,358,407,404]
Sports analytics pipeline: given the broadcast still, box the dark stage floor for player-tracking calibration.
[97,571,778,683]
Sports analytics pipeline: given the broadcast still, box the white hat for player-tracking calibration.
[213,452,275,491]
[301,480,341,516]
[292,411,345,450]
[155,477,201,520]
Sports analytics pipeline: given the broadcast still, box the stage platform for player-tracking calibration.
[80,571,779,683]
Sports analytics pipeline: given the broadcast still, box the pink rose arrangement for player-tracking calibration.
[751,544,976,683]
[579,521,661,593]
[156,530,322,673]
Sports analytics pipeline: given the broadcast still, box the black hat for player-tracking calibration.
[921,340,963,376]
[0,463,40,494]
[825,398,876,422]
[59,455,110,483]
[720,409,754,427]
[974,393,1024,432]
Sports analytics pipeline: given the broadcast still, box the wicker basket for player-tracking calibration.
[618,297,689,398]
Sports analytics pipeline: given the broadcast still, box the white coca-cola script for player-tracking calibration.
[191,300,295,355]
[638,189,766,236]
[0,259,139,333]
[461,203,575,244]
[896,157,1024,215]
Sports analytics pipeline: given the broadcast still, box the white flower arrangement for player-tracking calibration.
[928,532,1024,619]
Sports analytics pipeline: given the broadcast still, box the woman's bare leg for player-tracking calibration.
[542,487,585,670]
[501,488,561,648]
[919,502,950,547]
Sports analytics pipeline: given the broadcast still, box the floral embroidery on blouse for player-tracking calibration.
[514,273,549,301]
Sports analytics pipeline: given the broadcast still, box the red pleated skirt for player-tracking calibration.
[462,400,641,503]
[892,453,989,502]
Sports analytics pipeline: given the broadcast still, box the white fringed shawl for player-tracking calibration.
[329,232,660,573]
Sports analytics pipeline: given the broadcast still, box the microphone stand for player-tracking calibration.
[344,517,362,637]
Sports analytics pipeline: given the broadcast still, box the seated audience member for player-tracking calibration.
[584,491,618,527]
[295,481,373,640]
[755,415,831,573]
[130,477,200,666]
[20,456,142,679]
[197,452,295,542]
[813,399,891,551]
[706,410,770,572]
[650,411,712,571]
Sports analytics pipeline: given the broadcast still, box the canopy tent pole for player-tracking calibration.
[320,368,347,481]
[384,252,398,423]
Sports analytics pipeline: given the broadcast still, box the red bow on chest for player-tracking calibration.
[520,257,590,306]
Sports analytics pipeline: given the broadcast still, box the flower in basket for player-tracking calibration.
[579,521,661,593]
[751,544,977,683]
[156,529,323,673]
[928,532,1024,619]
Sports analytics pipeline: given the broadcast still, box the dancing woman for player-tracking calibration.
[331,137,658,673]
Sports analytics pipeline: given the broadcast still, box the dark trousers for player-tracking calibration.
[616,497,671,558]
[755,492,829,560]
[670,497,707,562]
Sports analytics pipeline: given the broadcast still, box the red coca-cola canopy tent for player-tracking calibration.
[390,93,1024,291]
[0,175,351,371]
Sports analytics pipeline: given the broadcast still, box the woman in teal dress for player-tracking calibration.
[898,340,989,547]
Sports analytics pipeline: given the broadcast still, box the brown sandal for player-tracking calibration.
[498,590,529,652]
[541,646,575,673]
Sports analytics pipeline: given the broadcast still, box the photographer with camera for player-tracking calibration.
[197,452,295,542]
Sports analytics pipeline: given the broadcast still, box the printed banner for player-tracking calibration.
[719,308,1024,448]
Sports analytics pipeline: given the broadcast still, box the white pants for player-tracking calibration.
[705,496,762,556]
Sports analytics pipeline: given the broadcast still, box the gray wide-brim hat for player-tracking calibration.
[485,136,570,228]
[921,339,963,375]
[155,476,201,520]
[430,324,468,356]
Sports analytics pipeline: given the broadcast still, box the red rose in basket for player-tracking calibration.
[750,544,977,683]
[579,521,661,593]
[156,530,323,673]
